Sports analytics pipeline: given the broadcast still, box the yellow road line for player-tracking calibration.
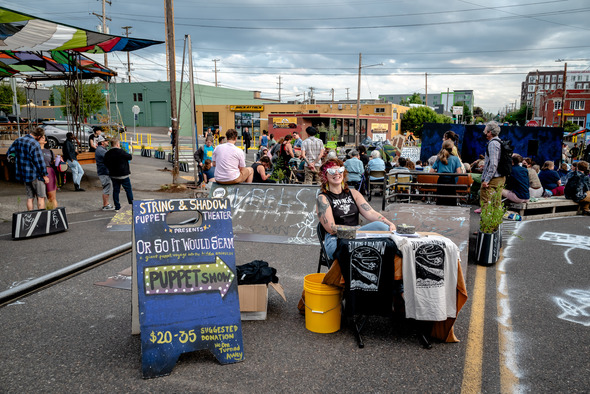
[461,264,487,394]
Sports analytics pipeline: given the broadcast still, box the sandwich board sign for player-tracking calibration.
[133,198,244,378]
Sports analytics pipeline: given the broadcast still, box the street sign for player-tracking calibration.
[452,106,463,115]
[132,105,140,115]
[526,120,539,127]
[101,89,109,96]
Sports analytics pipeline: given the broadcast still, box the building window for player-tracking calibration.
[133,93,143,102]
[42,100,49,106]
[558,84,563,89]
[558,75,563,82]
[551,75,557,83]
[392,113,397,120]
[585,83,590,89]
[308,110,318,114]
[529,76,536,83]
[527,93,533,99]
[395,123,399,131]
[554,101,562,110]
[539,76,544,83]
[569,116,585,126]
[551,84,556,90]
[571,100,585,110]
[528,85,535,92]
[374,107,385,113]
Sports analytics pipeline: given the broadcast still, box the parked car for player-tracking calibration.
[0,115,9,124]
[40,121,94,149]
[8,115,27,123]
[89,123,127,134]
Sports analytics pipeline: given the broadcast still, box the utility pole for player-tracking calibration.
[561,62,567,127]
[356,53,362,147]
[277,75,282,102]
[346,88,350,101]
[187,35,198,185]
[122,26,132,83]
[425,72,428,106]
[331,88,334,104]
[165,0,179,183]
[309,87,315,103]
[93,0,111,123]
[213,59,220,87]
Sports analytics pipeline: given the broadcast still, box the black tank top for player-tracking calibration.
[252,163,266,183]
[322,190,360,226]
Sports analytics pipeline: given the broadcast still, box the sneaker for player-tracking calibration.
[102,204,115,211]
[583,210,590,216]
[474,208,482,214]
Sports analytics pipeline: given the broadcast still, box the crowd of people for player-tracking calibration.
[7,126,134,212]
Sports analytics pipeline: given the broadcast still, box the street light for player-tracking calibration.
[355,53,383,147]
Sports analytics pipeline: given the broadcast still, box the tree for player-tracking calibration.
[563,121,579,134]
[473,106,484,120]
[401,106,451,138]
[54,82,105,120]
[399,92,424,106]
[504,104,532,126]
[454,101,473,124]
[0,83,26,114]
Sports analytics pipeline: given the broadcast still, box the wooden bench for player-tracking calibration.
[383,171,473,210]
[506,196,579,220]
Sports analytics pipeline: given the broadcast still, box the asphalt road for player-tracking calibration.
[1,140,589,392]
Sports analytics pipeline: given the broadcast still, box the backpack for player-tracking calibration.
[564,172,584,202]
[488,138,513,177]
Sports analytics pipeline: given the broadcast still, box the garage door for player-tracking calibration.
[150,101,168,127]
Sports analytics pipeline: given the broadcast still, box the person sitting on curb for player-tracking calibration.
[564,160,590,215]
[252,156,273,183]
[95,135,114,210]
[212,129,253,184]
[502,154,530,203]
[62,132,85,191]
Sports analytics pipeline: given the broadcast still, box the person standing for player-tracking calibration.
[569,143,580,162]
[243,127,251,153]
[104,139,133,211]
[7,127,49,210]
[88,128,102,153]
[40,135,58,209]
[62,132,85,191]
[476,121,505,213]
[293,131,303,149]
[301,126,324,184]
[95,135,114,210]
[259,130,269,149]
[212,129,254,184]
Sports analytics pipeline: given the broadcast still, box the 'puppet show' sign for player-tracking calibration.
[133,198,244,378]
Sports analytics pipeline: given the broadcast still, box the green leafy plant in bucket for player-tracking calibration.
[479,186,506,233]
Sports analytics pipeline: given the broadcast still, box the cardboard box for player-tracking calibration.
[238,282,286,321]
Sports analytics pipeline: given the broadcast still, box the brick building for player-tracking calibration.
[539,89,590,127]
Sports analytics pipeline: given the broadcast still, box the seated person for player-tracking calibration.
[389,156,411,175]
[471,154,485,174]
[564,160,590,215]
[316,158,396,260]
[430,140,462,206]
[212,129,253,184]
[252,156,273,183]
[202,159,216,183]
[502,154,529,203]
[343,150,364,188]
[523,158,543,198]
[557,163,570,185]
[415,160,423,171]
[366,149,385,180]
[538,160,564,196]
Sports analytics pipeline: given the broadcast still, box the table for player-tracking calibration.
[324,232,467,343]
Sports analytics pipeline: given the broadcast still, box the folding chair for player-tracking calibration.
[367,170,386,201]
[316,223,332,273]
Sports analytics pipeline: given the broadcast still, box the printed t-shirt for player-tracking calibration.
[212,143,246,182]
[334,238,399,316]
[322,190,359,226]
[202,145,214,164]
[393,234,459,321]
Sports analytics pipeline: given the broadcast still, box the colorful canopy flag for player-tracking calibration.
[0,50,116,81]
[0,6,162,53]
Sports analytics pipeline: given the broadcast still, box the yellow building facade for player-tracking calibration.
[196,102,410,143]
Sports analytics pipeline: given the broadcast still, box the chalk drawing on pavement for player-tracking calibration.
[538,231,590,265]
[553,289,590,327]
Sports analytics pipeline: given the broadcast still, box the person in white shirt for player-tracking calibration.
[212,129,253,184]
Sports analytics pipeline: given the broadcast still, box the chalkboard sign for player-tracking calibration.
[210,183,320,245]
[133,198,244,378]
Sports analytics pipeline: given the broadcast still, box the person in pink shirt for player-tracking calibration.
[212,129,254,184]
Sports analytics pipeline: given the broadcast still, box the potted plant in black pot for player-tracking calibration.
[475,186,505,265]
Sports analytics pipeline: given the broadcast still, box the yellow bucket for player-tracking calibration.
[303,273,342,333]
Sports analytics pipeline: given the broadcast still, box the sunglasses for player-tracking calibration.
[326,166,345,175]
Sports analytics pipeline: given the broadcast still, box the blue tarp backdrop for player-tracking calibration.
[420,123,563,165]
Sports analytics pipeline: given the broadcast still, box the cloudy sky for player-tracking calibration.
[3,0,590,114]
